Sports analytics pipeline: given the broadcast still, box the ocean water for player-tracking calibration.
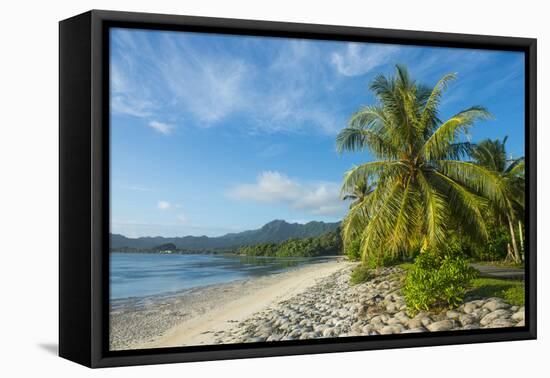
[110,252,334,300]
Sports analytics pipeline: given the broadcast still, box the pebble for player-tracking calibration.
[483,300,511,312]
[459,314,476,326]
[427,320,454,332]
[210,265,524,344]
[480,309,512,326]
[512,310,525,322]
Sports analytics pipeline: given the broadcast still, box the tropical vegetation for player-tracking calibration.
[237,230,341,257]
[337,65,524,266]
[471,137,525,262]
[337,64,525,312]
[403,247,477,313]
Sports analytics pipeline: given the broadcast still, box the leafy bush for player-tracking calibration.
[503,286,525,306]
[463,225,510,261]
[344,237,362,261]
[403,249,477,314]
[478,227,510,261]
[350,264,372,285]
[365,253,399,269]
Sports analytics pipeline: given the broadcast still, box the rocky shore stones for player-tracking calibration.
[480,309,511,326]
[512,308,525,322]
[211,266,523,344]
[427,319,454,332]
[483,299,511,312]
[458,313,476,326]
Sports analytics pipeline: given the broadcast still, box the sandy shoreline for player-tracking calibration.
[111,260,525,351]
[110,259,351,350]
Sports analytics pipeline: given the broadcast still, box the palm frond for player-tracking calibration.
[386,177,418,255]
[421,106,492,161]
[359,179,404,261]
[340,161,405,196]
[341,202,368,247]
[431,170,489,243]
[336,126,398,158]
[417,171,448,248]
[437,160,508,208]
[505,157,525,177]
[419,73,457,134]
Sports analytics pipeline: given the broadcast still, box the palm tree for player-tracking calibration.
[342,179,374,208]
[337,65,503,264]
[471,137,525,262]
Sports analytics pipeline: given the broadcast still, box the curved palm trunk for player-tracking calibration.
[507,214,521,263]
[518,220,524,259]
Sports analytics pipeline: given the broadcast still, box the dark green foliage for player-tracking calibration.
[471,137,525,263]
[403,248,477,314]
[468,225,510,261]
[237,230,342,257]
[365,253,400,269]
[153,243,177,251]
[350,265,372,285]
[344,237,362,261]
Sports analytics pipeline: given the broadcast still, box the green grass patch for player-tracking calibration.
[397,262,414,271]
[468,278,525,306]
[350,265,372,285]
[471,260,524,269]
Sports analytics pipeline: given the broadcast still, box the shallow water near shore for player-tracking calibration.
[110,252,337,300]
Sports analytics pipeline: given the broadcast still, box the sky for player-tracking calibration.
[109,27,525,238]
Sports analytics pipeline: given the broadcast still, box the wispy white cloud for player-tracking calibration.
[157,200,171,210]
[110,95,155,118]
[148,120,174,135]
[110,30,508,137]
[177,214,188,223]
[111,29,251,127]
[331,43,400,76]
[110,31,346,135]
[227,171,345,216]
[125,185,152,192]
[245,40,344,134]
[159,41,251,124]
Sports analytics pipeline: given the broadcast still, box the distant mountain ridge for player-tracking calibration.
[110,220,340,250]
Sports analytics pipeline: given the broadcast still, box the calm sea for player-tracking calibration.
[110,252,334,300]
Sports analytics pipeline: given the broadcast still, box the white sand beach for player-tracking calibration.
[110,259,526,351]
[110,259,350,350]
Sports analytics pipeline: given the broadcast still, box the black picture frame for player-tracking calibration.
[59,9,537,368]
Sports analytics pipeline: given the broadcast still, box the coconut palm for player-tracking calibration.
[342,179,374,208]
[471,137,525,262]
[337,65,504,264]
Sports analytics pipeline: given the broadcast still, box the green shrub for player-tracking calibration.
[503,286,525,306]
[345,237,362,261]
[403,249,477,314]
[365,252,400,269]
[465,225,510,261]
[350,265,372,285]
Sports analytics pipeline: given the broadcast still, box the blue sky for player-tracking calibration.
[109,27,525,238]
